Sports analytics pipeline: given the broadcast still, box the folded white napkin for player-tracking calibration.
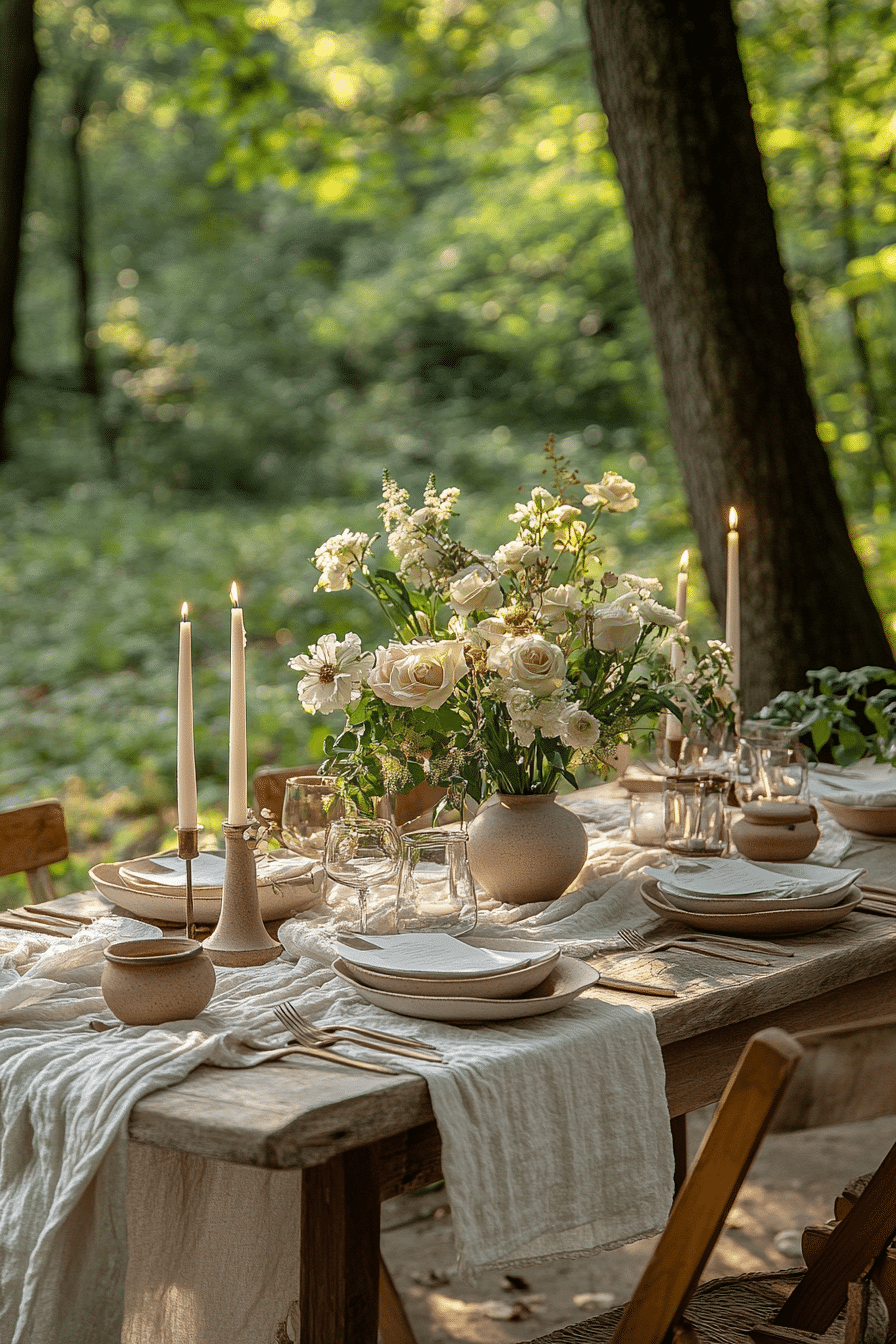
[333,931,541,976]
[117,850,317,893]
[809,761,896,807]
[642,856,861,900]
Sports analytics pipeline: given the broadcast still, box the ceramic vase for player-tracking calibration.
[466,793,588,905]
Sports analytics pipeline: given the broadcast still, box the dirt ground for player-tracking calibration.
[380,1108,896,1343]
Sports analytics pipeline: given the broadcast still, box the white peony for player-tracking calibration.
[368,640,468,710]
[446,564,503,617]
[289,632,374,714]
[582,472,638,512]
[586,604,642,653]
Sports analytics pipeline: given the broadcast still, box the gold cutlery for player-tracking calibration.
[274,1002,442,1056]
[23,905,93,925]
[0,912,74,937]
[617,927,772,966]
[598,975,678,997]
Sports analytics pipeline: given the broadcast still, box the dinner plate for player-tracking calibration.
[333,956,600,1022]
[335,933,558,980]
[820,798,896,837]
[341,942,562,999]
[89,861,323,925]
[640,878,863,936]
[656,876,855,916]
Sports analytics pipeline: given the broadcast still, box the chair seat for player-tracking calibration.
[530,1270,871,1343]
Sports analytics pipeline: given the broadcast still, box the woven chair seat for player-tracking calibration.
[529,1268,887,1343]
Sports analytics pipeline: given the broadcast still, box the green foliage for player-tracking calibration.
[757,665,896,765]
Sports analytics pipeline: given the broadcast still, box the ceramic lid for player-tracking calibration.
[740,800,815,826]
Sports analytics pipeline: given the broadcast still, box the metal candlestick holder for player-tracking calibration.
[203,822,281,967]
[176,825,201,941]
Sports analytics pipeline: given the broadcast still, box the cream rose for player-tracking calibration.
[636,597,682,629]
[583,472,638,512]
[558,706,601,750]
[368,640,468,710]
[447,564,503,617]
[587,604,642,652]
[539,584,583,630]
[502,635,566,693]
[492,539,543,573]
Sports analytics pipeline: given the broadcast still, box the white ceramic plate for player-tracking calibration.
[89,861,322,925]
[656,876,855,915]
[333,955,600,1022]
[335,933,558,980]
[342,945,562,999]
[820,798,896,837]
[640,878,862,936]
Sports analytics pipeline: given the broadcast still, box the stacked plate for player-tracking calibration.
[89,848,323,925]
[809,762,896,836]
[640,857,864,935]
[333,932,599,1022]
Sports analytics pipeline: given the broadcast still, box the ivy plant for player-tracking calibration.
[757,666,896,767]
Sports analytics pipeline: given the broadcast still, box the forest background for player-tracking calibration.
[3,0,896,902]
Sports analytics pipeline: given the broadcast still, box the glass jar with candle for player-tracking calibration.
[395,829,477,935]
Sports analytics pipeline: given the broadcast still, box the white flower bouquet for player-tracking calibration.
[289,445,681,812]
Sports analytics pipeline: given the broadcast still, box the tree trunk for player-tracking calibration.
[0,0,40,464]
[585,0,894,713]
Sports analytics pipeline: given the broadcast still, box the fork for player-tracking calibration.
[617,927,772,966]
[273,1002,442,1059]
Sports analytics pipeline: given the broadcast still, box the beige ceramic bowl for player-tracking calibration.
[820,798,896,837]
[101,938,216,1025]
[640,879,862,936]
[341,941,561,999]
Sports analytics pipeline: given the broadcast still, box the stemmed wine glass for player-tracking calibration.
[323,818,401,933]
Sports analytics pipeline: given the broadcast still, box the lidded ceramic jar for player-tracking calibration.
[730,800,820,862]
[101,938,216,1025]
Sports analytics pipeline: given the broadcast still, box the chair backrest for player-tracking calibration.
[0,799,69,902]
[252,768,447,832]
[609,1015,896,1344]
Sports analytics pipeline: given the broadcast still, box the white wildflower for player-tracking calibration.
[289,632,374,714]
[582,472,638,512]
[558,706,601,750]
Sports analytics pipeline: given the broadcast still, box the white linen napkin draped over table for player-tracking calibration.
[4,788,784,1344]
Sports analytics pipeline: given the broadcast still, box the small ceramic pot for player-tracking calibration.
[101,938,216,1025]
[730,800,820,862]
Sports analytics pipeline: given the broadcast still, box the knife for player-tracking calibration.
[598,975,678,997]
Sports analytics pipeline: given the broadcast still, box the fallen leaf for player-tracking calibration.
[501,1274,531,1293]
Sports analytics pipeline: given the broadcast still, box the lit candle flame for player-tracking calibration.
[181,601,189,621]
[728,507,738,532]
[230,581,239,607]
[679,549,689,572]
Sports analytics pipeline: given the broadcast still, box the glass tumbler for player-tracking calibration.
[734,720,808,804]
[395,829,477,935]
[663,774,729,855]
[281,775,344,858]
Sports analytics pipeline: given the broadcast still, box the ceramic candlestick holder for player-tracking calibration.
[176,825,200,940]
[203,822,281,967]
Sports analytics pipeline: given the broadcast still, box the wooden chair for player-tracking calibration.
[0,798,69,902]
[252,767,446,832]
[528,1016,896,1344]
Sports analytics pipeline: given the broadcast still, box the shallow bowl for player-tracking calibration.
[820,798,896,837]
[89,861,321,925]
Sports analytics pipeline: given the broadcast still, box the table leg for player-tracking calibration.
[671,1112,688,1194]
[300,1145,380,1343]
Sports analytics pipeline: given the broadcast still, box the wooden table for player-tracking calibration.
[51,837,896,1344]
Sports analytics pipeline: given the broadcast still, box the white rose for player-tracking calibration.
[530,697,569,739]
[558,706,601,750]
[447,564,503,617]
[476,616,511,645]
[315,562,351,593]
[587,604,642,652]
[368,640,468,710]
[547,504,581,526]
[493,539,543,573]
[636,597,682,629]
[503,635,566,693]
[583,472,639,512]
[539,584,583,631]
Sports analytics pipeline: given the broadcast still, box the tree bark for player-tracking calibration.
[585,0,894,712]
[0,0,40,463]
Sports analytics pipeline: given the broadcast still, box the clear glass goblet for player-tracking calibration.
[324,817,401,934]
